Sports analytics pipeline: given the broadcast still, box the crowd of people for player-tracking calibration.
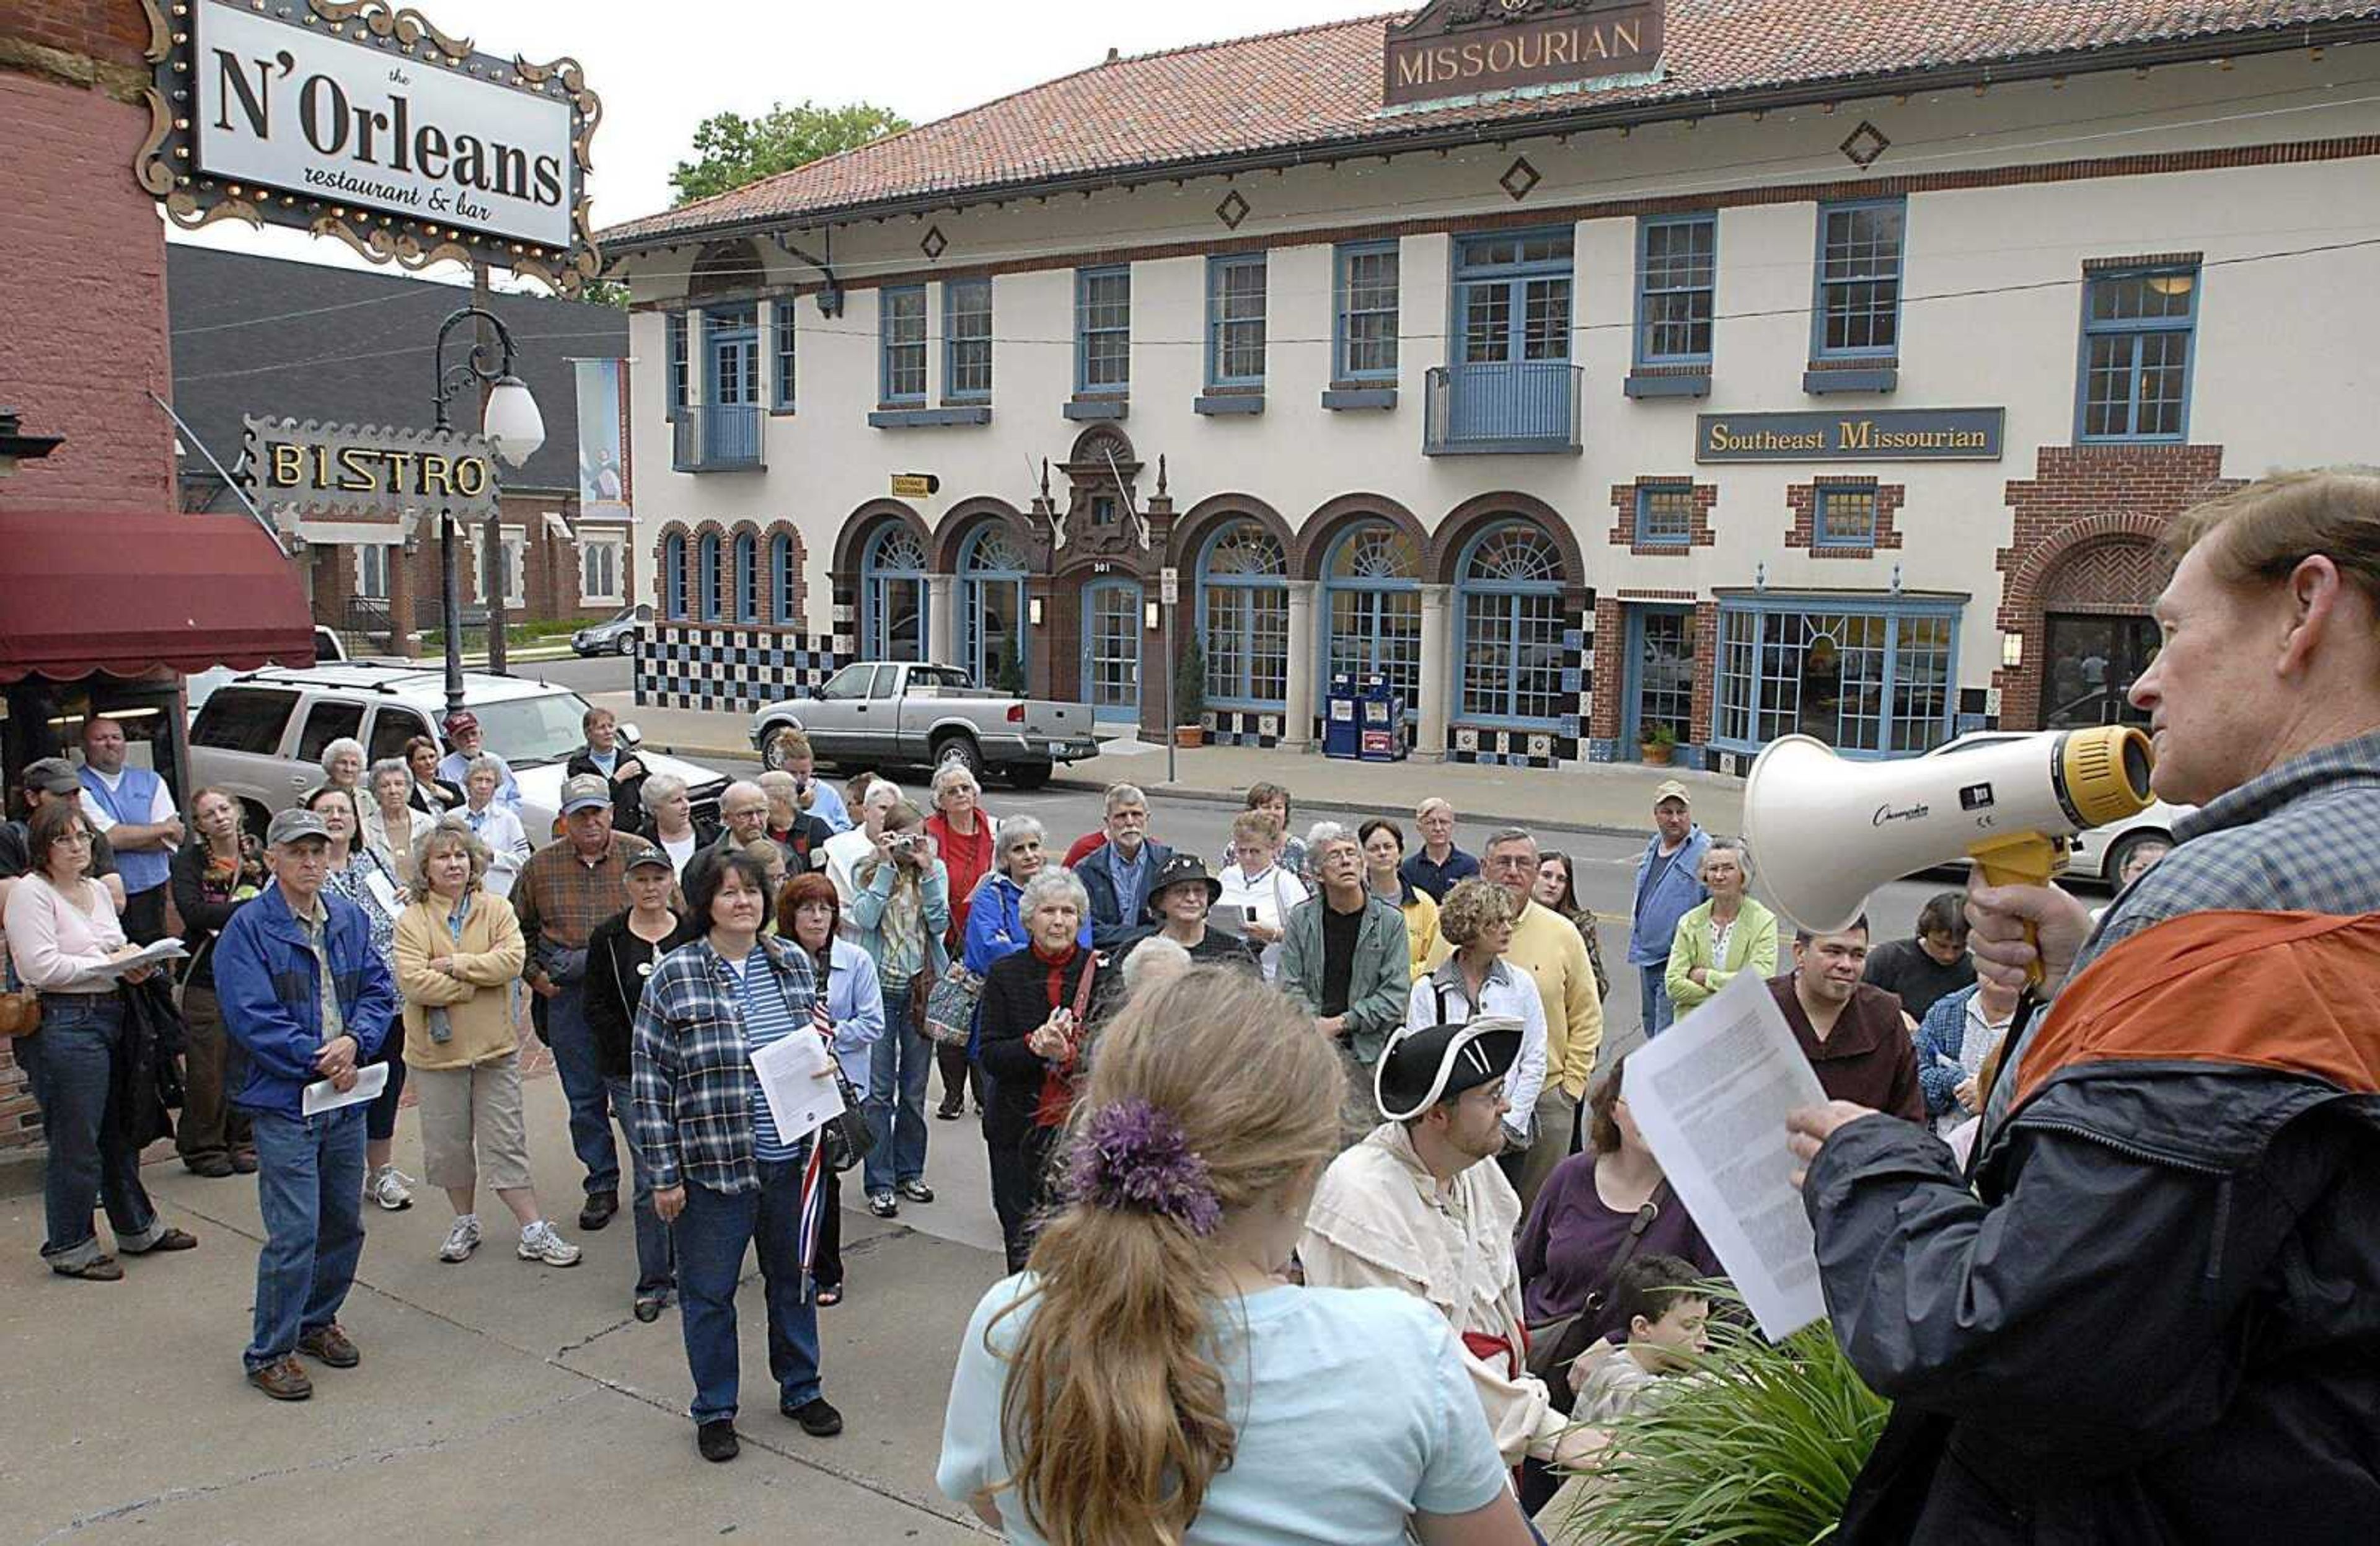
[9,465,2373,1544]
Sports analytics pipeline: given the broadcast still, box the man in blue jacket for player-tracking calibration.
[214,807,397,1402]
[1626,780,1708,1038]
[1075,784,1172,953]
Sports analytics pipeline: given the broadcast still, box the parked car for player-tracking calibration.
[190,662,729,842]
[1924,729,2192,885]
[185,625,350,716]
[573,603,651,658]
[750,661,1100,789]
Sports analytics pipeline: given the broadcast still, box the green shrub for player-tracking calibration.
[1173,636,1207,726]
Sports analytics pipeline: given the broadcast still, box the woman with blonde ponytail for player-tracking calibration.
[937,966,1536,1545]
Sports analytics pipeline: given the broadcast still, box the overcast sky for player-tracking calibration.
[167,0,1396,286]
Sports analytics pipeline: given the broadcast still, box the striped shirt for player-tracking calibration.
[733,949,804,1161]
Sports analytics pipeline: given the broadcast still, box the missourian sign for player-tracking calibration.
[1695,409,2008,463]
[241,415,503,526]
[1385,0,1665,107]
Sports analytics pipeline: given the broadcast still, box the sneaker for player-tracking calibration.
[896,1180,934,1204]
[697,1418,739,1462]
[438,1215,483,1263]
[518,1220,583,1268]
[866,1192,899,1219]
[783,1395,844,1437]
[248,1355,313,1402]
[366,1166,415,1212]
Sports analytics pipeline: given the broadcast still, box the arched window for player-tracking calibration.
[861,524,929,661]
[733,531,759,624]
[769,531,798,625]
[1196,520,1288,708]
[1321,521,1422,716]
[696,532,722,622]
[1455,521,1566,724]
[959,524,1029,691]
[663,533,688,619]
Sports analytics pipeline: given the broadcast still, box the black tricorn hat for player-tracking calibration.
[1373,1017,1523,1122]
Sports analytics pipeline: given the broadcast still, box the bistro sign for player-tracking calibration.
[1384,0,1665,107]
[1695,408,2007,463]
[138,0,601,293]
[241,415,503,526]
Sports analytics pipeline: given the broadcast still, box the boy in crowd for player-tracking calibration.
[1566,1254,1713,1425]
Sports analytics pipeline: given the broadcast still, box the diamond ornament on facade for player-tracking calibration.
[1499,156,1541,201]
[920,224,947,259]
[1839,121,1890,169]
[1215,188,1250,229]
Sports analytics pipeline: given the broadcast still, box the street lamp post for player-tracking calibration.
[430,303,545,720]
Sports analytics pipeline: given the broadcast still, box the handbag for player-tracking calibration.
[775,961,873,1173]
[1524,1179,1672,1411]
[0,956,37,1040]
[923,962,984,1047]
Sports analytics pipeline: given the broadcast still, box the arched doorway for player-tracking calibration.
[2038,538,2169,729]
[860,523,930,661]
[958,523,1029,690]
[1081,576,1144,724]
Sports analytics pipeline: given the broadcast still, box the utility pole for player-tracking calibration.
[476,262,509,675]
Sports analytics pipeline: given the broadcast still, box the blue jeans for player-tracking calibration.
[1641,963,1675,1039]
[545,981,619,1197]
[246,1105,368,1371]
[18,994,162,1270]
[605,1075,674,1296]
[673,1157,822,1425]
[863,984,931,1196]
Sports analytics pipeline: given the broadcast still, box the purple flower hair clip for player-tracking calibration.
[1070,1098,1223,1236]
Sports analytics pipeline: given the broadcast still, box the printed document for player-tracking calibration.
[301,1059,390,1116]
[1621,968,1831,1340]
[86,938,188,982]
[750,1030,843,1146]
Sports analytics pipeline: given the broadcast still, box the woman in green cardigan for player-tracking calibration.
[1664,841,1778,1015]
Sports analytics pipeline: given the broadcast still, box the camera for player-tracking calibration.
[886,834,916,854]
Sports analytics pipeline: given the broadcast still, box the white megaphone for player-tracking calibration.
[1743,725,2155,950]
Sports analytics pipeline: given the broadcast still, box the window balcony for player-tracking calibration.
[672,404,765,473]
[1422,363,1583,456]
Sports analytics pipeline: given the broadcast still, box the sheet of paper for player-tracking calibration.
[1621,968,1831,1341]
[87,937,189,981]
[362,867,403,917]
[301,1058,390,1116]
[751,1030,842,1147]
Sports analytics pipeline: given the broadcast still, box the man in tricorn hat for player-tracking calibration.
[1300,1018,1602,1474]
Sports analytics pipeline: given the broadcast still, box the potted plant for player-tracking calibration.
[1173,637,1207,748]
[1641,721,1678,766]
[995,633,1027,696]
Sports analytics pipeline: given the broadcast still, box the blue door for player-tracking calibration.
[705,309,760,465]
[1450,232,1574,441]
[1081,578,1142,724]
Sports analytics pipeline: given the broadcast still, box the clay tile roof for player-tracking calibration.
[601,1,2380,249]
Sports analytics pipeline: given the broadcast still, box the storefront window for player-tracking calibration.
[1457,521,1567,725]
[1322,521,1421,716]
[960,524,1028,691]
[862,525,928,661]
[1714,598,1960,756]
[1197,520,1288,708]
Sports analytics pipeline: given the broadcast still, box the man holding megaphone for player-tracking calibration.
[1782,468,2380,1544]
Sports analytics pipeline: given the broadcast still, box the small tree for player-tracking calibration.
[1174,637,1207,728]
[671,100,911,206]
[995,632,1027,696]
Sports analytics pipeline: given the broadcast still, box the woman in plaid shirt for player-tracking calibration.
[630,847,845,1464]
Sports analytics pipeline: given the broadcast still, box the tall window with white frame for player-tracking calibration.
[1813,198,1905,359]
[581,535,622,605]
[1206,255,1267,389]
[1322,522,1422,717]
[772,304,796,412]
[1457,522,1567,726]
[666,312,689,417]
[354,544,389,601]
[1076,267,1130,394]
[881,286,927,405]
[1197,521,1289,712]
[2077,264,2198,442]
[1335,241,1399,382]
[945,278,993,403]
[1636,214,1716,369]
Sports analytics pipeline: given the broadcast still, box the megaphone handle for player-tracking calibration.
[1968,833,2062,989]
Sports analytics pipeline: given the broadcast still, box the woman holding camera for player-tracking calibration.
[846,800,950,1220]
[974,866,1096,1274]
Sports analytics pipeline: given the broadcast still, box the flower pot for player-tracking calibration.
[1174,725,1206,749]
[1641,741,1675,766]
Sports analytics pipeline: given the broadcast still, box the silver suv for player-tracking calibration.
[188,663,728,844]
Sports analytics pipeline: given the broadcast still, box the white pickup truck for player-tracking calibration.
[749,661,1101,790]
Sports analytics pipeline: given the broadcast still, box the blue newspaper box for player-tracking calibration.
[1323,673,1362,759]
[1358,677,1408,762]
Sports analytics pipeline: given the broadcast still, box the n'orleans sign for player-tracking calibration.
[1385,0,1665,108]
[136,0,601,293]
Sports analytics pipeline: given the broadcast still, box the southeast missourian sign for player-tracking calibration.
[1385,0,1665,107]
[138,0,601,294]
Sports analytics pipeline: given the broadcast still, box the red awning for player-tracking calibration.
[0,507,315,683]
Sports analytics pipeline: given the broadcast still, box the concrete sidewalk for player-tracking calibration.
[602,692,1745,839]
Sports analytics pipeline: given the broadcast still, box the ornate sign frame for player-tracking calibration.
[136,0,602,294]
[240,414,503,532]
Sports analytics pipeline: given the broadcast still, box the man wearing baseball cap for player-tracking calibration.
[1300,1018,1603,1477]
[436,712,519,808]
[1628,779,1709,1039]
[513,774,658,1232]
[212,806,397,1400]
[0,759,126,913]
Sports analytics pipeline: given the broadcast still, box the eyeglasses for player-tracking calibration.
[49,831,92,847]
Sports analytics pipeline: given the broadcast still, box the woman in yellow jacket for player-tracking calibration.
[1361,818,1450,978]
[1664,841,1778,1017]
[394,823,580,1268]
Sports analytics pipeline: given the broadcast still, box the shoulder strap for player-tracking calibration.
[1070,950,1100,1020]
[1584,1179,1674,1315]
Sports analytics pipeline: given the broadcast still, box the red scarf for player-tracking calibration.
[1030,939,1085,1128]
